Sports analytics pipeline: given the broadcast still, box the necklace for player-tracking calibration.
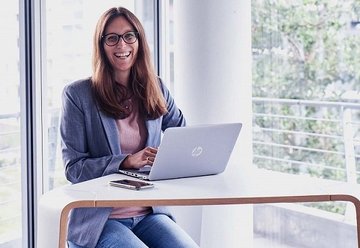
[122,98,132,110]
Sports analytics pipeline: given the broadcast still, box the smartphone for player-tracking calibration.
[109,179,154,190]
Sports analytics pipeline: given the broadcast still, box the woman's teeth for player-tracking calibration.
[115,52,131,58]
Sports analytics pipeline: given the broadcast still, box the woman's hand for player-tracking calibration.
[121,146,158,169]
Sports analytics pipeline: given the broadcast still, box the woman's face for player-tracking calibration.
[103,16,139,82]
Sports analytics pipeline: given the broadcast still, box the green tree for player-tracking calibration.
[252,0,360,215]
[252,0,360,179]
[252,0,360,100]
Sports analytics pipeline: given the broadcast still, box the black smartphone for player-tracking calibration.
[109,179,154,190]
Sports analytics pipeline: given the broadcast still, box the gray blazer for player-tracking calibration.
[60,78,186,248]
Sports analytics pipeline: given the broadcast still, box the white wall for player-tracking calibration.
[171,0,253,247]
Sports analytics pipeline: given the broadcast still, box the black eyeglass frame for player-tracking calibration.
[102,31,139,46]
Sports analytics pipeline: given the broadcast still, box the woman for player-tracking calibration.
[60,6,199,248]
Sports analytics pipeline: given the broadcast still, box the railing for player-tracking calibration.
[252,97,360,246]
[0,113,21,245]
[252,97,360,184]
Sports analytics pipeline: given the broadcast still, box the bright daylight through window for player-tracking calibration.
[0,2,21,247]
[252,1,360,247]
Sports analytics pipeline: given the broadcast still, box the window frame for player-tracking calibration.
[19,0,41,247]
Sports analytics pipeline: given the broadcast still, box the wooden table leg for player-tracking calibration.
[331,195,360,248]
[58,201,95,248]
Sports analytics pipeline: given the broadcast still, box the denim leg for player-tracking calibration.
[133,214,199,248]
[95,219,148,248]
[68,214,198,248]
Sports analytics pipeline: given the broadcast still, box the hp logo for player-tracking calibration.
[192,146,203,157]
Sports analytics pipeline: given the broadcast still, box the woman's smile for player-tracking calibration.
[114,51,131,59]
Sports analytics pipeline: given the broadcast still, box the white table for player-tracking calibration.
[37,168,360,248]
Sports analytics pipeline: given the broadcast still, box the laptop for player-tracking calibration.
[118,122,242,181]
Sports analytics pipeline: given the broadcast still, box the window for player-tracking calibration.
[252,0,360,181]
[252,1,360,246]
[0,2,22,247]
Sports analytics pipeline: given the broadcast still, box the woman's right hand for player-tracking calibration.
[121,146,158,169]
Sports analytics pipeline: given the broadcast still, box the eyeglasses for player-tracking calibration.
[102,31,139,46]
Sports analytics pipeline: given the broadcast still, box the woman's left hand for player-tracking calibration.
[121,146,158,169]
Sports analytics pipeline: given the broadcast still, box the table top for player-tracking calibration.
[38,167,360,248]
[39,167,360,209]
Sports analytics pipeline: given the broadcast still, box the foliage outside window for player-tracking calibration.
[252,0,360,185]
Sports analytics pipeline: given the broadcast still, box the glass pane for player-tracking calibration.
[252,0,360,180]
[0,2,22,247]
[252,1,360,246]
[42,1,156,191]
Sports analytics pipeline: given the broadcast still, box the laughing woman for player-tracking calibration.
[60,6,199,248]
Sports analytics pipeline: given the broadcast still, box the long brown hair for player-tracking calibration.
[92,7,167,119]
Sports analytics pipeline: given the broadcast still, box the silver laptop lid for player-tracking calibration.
[147,122,242,180]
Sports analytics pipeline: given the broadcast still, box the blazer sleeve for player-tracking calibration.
[60,81,125,184]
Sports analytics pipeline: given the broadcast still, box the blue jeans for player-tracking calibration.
[68,213,199,248]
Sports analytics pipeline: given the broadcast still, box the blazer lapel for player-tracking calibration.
[98,111,121,154]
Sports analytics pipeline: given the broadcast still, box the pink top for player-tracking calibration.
[109,98,152,219]
[115,98,147,155]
